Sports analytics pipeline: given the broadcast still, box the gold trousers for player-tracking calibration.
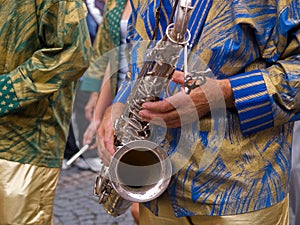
[0,159,60,225]
[140,192,289,225]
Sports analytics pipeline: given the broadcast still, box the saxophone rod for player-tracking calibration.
[66,144,90,166]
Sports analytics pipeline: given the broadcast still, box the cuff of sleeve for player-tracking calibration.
[112,80,131,104]
[0,75,20,116]
[228,70,274,135]
[80,76,102,92]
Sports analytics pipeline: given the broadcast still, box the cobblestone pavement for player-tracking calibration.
[54,166,135,225]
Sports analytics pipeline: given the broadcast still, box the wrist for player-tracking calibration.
[218,79,234,108]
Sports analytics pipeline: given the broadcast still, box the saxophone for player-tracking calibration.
[94,0,196,216]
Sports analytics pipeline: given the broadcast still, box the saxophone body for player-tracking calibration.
[94,0,194,217]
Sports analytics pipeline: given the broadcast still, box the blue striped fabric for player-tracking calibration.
[113,0,300,218]
[229,70,274,135]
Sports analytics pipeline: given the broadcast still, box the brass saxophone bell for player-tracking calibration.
[108,140,172,203]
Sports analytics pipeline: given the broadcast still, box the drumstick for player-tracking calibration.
[66,144,90,166]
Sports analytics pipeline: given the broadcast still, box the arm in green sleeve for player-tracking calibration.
[0,0,92,116]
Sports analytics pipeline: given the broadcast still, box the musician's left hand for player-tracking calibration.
[139,71,234,128]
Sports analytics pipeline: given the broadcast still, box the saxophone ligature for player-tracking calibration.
[94,0,196,216]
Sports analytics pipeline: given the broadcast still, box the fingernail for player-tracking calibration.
[142,103,149,108]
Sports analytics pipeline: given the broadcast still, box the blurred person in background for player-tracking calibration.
[0,0,91,224]
[82,0,131,147]
[85,0,105,43]
[81,0,139,223]
[62,0,105,171]
[74,0,105,146]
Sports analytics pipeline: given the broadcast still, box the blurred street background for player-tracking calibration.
[53,166,135,225]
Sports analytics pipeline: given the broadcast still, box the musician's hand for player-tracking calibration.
[83,121,98,150]
[96,102,125,166]
[139,71,233,128]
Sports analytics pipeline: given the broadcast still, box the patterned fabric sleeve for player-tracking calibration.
[229,70,274,135]
[229,0,300,135]
[0,0,91,116]
[0,76,19,115]
[82,0,126,94]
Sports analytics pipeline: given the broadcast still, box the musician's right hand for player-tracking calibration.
[96,102,125,166]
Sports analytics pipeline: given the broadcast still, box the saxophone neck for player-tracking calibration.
[169,0,193,43]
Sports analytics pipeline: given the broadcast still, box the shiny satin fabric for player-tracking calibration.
[139,192,289,225]
[0,0,91,169]
[121,0,299,217]
[0,159,60,225]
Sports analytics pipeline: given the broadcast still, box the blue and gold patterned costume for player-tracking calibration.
[115,0,300,219]
[0,0,91,223]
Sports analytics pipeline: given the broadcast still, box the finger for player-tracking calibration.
[82,135,88,146]
[84,134,97,150]
[89,142,97,150]
[97,117,115,157]
[96,126,105,156]
[97,140,110,166]
[140,94,200,127]
[139,108,179,122]
[140,93,187,120]
[96,139,104,159]
[140,105,189,128]
[142,99,175,113]
[100,149,110,166]
[163,116,192,128]
[104,124,115,156]
[142,110,198,128]
[96,128,111,166]
[83,129,93,146]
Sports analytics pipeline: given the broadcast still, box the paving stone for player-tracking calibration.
[54,167,135,225]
